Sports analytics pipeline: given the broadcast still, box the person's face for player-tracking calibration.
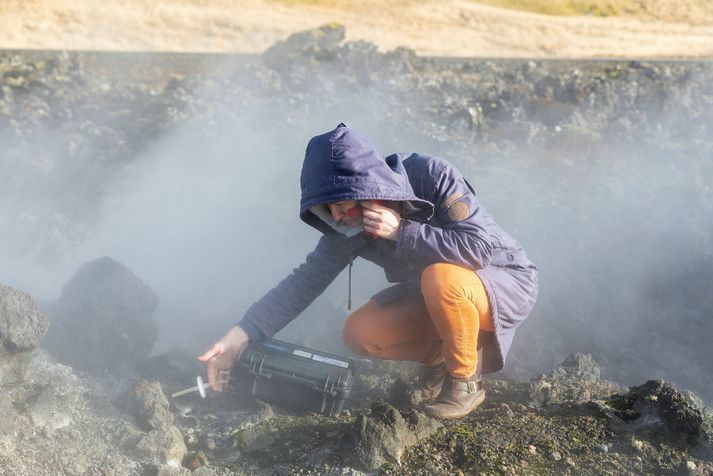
[327,200,362,227]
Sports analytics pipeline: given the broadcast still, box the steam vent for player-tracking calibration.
[1,5,713,474]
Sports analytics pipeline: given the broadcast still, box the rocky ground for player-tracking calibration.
[1,273,712,475]
[1,24,713,474]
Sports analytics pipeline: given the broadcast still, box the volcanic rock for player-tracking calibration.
[131,425,187,468]
[43,256,158,375]
[26,359,80,433]
[528,353,621,407]
[119,380,187,467]
[0,394,17,435]
[609,380,704,443]
[341,401,442,471]
[552,353,602,381]
[0,283,49,355]
[138,352,204,385]
[151,464,192,476]
[0,283,49,386]
[0,349,146,474]
[118,379,174,431]
[351,358,419,407]
[233,426,277,454]
[262,22,346,70]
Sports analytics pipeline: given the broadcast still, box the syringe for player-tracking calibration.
[171,376,228,399]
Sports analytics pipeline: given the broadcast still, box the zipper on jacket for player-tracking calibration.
[348,253,354,310]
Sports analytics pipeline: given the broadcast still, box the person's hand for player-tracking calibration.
[361,201,401,240]
[197,325,249,392]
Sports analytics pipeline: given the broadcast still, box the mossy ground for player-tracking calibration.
[228,412,354,471]
[392,401,612,475]
[391,401,708,475]
[214,380,713,475]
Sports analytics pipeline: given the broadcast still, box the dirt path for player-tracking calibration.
[1,0,712,58]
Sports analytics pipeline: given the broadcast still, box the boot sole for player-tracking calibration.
[424,390,486,419]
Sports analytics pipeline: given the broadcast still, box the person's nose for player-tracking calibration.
[330,206,343,222]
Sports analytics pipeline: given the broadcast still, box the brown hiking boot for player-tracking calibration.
[423,373,485,419]
[413,361,448,402]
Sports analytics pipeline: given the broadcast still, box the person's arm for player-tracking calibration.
[199,233,353,391]
[396,160,493,269]
[237,232,354,339]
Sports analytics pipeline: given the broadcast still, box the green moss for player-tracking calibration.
[394,405,618,474]
[605,392,642,421]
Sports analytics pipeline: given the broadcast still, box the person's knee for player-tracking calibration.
[421,263,462,302]
[342,312,377,356]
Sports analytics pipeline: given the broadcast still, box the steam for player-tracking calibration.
[65,65,401,353]
[1,50,711,405]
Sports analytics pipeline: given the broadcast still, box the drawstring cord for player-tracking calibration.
[348,253,354,310]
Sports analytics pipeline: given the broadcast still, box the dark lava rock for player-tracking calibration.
[351,358,419,408]
[609,380,704,444]
[341,401,442,471]
[0,283,49,355]
[118,379,173,431]
[137,352,204,387]
[262,22,346,70]
[387,377,414,408]
[43,256,158,374]
[528,353,620,407]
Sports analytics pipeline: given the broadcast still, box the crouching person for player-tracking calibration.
[200,123,538,419]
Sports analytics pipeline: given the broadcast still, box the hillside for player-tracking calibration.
[1,0,712,57]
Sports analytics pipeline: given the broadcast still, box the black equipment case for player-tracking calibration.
[235,339,355,417]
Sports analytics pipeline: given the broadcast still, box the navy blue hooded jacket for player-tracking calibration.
[238,124,538,373]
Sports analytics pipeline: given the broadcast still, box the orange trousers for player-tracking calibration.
[342,263,494,378]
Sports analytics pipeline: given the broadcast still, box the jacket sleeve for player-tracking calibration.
[237,233,353,340]
[395,160,493,269]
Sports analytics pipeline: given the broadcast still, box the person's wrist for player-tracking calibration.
[225,325,250,349]
[384,218,401,241]
[232,325,249,339]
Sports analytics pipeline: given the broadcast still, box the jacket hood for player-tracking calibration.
[299,124,434,235]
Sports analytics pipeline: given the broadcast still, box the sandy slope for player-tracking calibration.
[0,0,712,58]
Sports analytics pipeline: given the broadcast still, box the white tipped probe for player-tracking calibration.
[171,376,227,399]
